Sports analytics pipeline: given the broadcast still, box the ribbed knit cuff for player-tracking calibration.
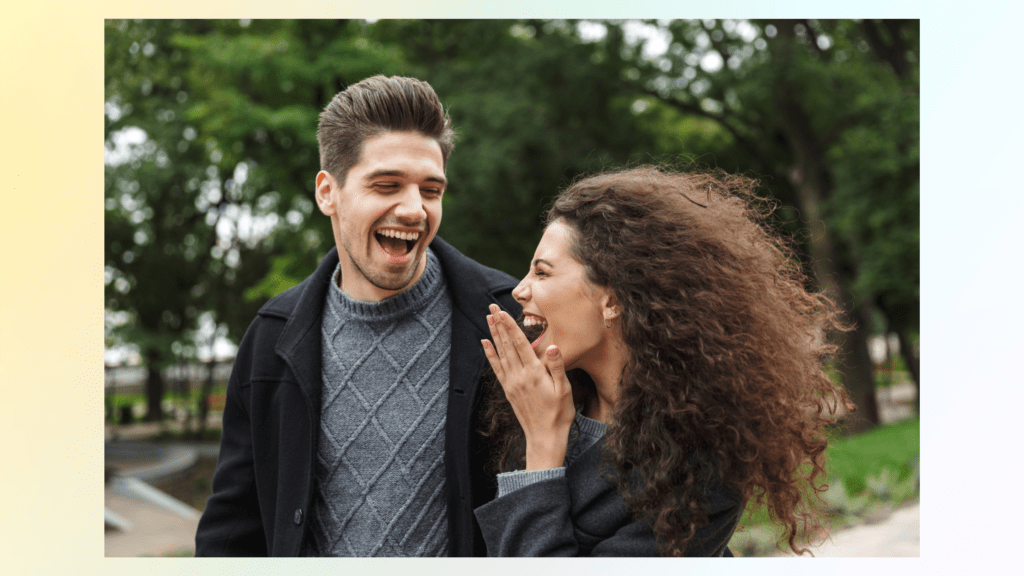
[496,467,566,498]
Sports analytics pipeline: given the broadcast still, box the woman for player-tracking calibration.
[474,166,852,557]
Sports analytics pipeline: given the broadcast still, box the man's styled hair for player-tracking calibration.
[317,75,455,185]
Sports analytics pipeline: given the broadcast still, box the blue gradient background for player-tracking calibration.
[1,1,1018,574]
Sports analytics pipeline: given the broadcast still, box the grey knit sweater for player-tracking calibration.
[303,250,453,557]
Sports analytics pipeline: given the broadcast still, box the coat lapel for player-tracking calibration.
[274,248,339,430]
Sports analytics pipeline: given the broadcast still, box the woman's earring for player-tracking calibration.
[604,311,613,329]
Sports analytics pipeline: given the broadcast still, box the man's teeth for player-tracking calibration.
[377,229,420,241]
[523,316,547,327]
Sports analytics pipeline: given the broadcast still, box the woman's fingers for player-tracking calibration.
[481,339,505,383]
[498,309,539,366]
[542,345,571,396]
[489,305,527,371]
[484,305,521,385]
[483,307,574,471]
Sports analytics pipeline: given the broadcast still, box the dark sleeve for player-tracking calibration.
[474,476,662,557]
[194,363,267,556]
[474,476,581,556]
[474,473,743,557]
[679,483,744,557]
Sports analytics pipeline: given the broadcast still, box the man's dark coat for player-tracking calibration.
[195,237,521,556]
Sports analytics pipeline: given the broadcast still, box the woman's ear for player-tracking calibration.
[315,171,337,216]
[600,292,621,321]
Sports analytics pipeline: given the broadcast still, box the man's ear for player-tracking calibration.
[315,171,336,216]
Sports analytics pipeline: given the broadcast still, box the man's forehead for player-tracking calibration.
[355,133,446,182]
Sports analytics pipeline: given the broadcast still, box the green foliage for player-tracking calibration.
[242,254,307,302]
[367,20,672,275]
[104,20,414,415]
[605,20,920,426]
[733,416,919,555]
[826,417,919,496]
[106,20,919,429]
[150,427,223,443]
[105,383,227,423]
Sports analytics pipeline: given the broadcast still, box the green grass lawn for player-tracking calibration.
[732,417,920,555]
[105,383,228,422]
[827,417,919,495]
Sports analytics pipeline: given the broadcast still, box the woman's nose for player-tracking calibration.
[512,277,530,303]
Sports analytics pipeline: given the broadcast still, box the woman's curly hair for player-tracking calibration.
[480,165,853,556]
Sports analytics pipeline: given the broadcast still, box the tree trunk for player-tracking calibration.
[196,357,216,440]
[180,372,193,436]
[767,31,880,433]
[876,296,919,416]
[894,325,920,415]
[839,303,881,433]
[144,347,164,422]
[786,158,879,434]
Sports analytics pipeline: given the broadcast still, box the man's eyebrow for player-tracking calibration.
[363,169,447,188]
[533,258,554,268]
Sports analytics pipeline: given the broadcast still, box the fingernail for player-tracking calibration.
[481,339,490,349]
[547,346,558,357]
[489,304,498,313]
[486,314,493,326]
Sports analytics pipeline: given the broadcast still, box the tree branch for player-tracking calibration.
[800,19,831,63]
[861,19,910,80]
[641,85,777,177]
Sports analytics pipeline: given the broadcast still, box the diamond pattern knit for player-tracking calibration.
[303,250,452,557]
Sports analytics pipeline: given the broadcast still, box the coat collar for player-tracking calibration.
[269,237,520,423]
[273,246,338,410]
[265,236,519,556]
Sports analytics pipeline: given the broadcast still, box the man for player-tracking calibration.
[195,76,521,556]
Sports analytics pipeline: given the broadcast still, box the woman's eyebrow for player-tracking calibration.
[533,258,554,268]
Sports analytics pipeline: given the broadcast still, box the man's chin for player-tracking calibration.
[367,256,426,292]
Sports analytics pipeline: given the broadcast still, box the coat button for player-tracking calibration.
[294,509,303,525]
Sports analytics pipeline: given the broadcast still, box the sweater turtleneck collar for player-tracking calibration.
[327,248,445,322]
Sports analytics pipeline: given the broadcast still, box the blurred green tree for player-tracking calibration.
[598,19,919,432]
[366,20,681,274]
[105,19,918,434]
[104,19,407,420]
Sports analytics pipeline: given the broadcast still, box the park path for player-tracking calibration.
[104,386,919,558]
[796,503,920,557]
[104,441,920,557]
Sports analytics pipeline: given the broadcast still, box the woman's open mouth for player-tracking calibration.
[521,314,548,349]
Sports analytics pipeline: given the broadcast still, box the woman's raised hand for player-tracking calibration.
[482,304,575,471]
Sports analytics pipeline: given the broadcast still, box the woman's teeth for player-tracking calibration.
[523,316,546,328]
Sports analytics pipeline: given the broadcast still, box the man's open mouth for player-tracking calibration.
[520,314,548,344]
[375,228,421,257]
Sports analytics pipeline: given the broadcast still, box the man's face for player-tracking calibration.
[315,131,446,302]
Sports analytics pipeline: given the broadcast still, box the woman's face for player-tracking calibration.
[511,220,614,370]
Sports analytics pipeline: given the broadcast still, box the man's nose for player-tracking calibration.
[394,186,427,223]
